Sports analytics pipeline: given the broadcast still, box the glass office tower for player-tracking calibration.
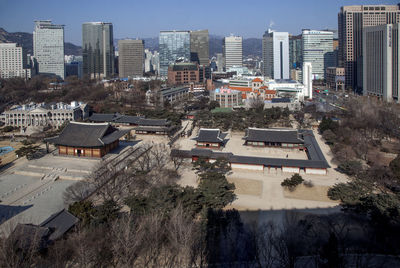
[159,31,190,76]
[33,20,65,79]
[82,22,115,79]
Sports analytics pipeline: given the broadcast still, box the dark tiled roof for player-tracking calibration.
[135,126,174,132]
[40,209,79,241]
[114,115,144,125]
[89,113,121,122]
[8,224,51,251]
[174,148,329,169]
[45,122,127,147]
[138,118,171,126]
[192,129,227,143]
[244,128,303,144]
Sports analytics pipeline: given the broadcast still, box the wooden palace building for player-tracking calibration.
[46,122,129,158]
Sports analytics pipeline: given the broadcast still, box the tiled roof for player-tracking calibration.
[40,209,79,241]
[243,128,303,144]
[45,122,128,147]
[192,128,227,143]
[89,113,121,122]
[252,78,263,83]
[137,118,171,126]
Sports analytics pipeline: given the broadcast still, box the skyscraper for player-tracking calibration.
[262,30,289,79]
[302,30,334,80]
[0,43,31,79]
[289,34,302,69]
[223,35,242,70]
[159,31,190,76]
[118,39,144,78]
[82,22,115,79]
[338,4,400,91]
[302,62,313,99]
[363,24,400,102]
[190,30,209,66]
[33,20,64,79]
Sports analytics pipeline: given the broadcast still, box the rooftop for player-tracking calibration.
[244,128,303,144]
[192,128,228,143]
[45,122,129,148]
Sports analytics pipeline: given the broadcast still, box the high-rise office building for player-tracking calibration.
[338,4,400,91]
[118,39,144,78]
[289,34,302,69]
[363,24,400,102]
[223,35,242,70]
[0,43,31,79]
[216,53,224,72]
[302,62,313,99]
[302,30,334,80]
[33,20,64,79]
[82,22,115,79]
[159,31,190,76]
[190,30,209,66]
[262,30,289,79]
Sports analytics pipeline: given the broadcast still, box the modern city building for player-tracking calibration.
[118,39,144,78]
[326,67,345,91]
[159,30,190,76]
[302,30,334,80]
[82,22,115,79]
[144,49,153,73]
[289,34,302,69]
[363,24,400,102]
[223,35,243,69]
[167,62,199,85]
[210,87,242,108]
[338,4,400,91]
[262,30,289,79]
[302,62,312,99]
[33,20,65,79]
[190,30,209,66]
[0,43,31,79]
[216,53,224,72]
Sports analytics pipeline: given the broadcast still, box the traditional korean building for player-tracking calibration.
[134,119,174,135]
[46,122,129,157]
[243,128,305,149]
[192,128,227,148]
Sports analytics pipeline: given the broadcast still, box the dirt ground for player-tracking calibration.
[227,177,263,197]
[283,184,338,203]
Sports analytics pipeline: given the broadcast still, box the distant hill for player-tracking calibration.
[0,28,82,56]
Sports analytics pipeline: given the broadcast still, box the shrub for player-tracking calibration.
[281,173,304,191]
[338,160,362,176]
[303,180,314,188]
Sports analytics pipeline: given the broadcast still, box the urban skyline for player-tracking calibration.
[0,0,391,46]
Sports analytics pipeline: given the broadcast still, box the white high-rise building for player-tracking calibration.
[363,24,400,102]
[0,43,31,79]
[223,35,242,69]
[302,62,313,99]
[302,30,334,80]
[144,49,153,73]
[262,30,289,79]
[33,20,65,79]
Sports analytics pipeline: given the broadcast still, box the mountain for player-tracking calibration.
[0,27,82,55]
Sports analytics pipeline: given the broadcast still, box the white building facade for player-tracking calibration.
[0,43,31,79]
[302,30,334,80]
[223,35,243,69]
[363,24,400,102]
[3,102,88,127]
[302,62,313,99]
[262,30,289,80]
[33,20,65,79]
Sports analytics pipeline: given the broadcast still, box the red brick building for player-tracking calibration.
[167,62,200,86]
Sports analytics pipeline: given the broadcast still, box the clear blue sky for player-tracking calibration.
[0,0,397,45]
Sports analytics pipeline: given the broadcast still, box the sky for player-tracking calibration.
[0,0,397,45]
